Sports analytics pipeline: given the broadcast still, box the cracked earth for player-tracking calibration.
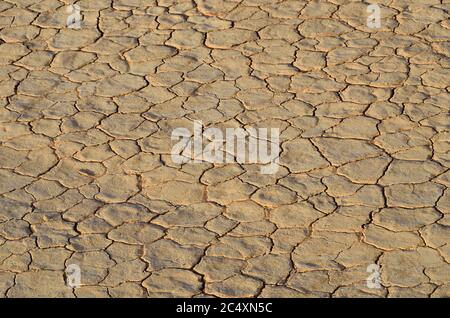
[0,0,449,298]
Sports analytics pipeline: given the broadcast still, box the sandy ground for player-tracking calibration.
[0,0,449,298]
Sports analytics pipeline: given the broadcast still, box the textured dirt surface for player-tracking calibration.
[0,0,449,298]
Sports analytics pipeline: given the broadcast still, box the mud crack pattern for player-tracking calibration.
[0,0,449,298]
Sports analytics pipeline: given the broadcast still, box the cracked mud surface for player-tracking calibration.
[0,0,449,298]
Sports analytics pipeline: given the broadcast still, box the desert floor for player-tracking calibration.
[0,0,449,298]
